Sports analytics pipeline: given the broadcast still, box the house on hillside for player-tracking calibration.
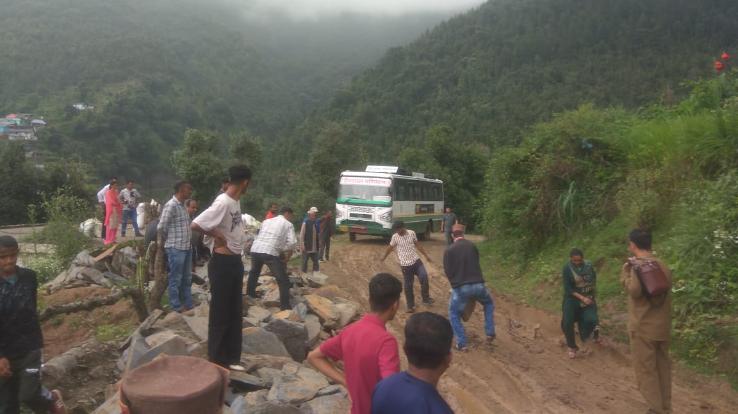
[72,103,94,111]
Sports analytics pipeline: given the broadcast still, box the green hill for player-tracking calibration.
[286,0,738,220]
[0,0,449,185]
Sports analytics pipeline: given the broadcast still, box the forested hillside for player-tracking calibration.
[0,0,449,188]
[287,0,738,222]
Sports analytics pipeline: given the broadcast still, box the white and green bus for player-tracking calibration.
[336,166,444,241]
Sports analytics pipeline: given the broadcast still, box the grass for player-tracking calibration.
[95,322,135,343]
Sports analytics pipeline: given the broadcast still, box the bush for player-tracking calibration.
[22,254,65,285]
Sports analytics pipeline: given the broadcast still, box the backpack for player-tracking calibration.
[628,258,671,297]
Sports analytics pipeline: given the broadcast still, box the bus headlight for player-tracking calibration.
[379,211,392,222]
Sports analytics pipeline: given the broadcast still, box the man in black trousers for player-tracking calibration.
[191,165,251,371]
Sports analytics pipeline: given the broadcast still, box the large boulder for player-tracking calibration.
[242,328,290,358]
[248,306,273,323]
[334,302,359,329]
[299,393,350,414]
[111,246,138,279]
[303,295,338,329]
[306,272,328,288]
[264,319,308,362]
[267,376,321,405]
[303,315,322,347]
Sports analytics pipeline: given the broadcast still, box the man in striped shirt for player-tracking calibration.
[381,221,434,313]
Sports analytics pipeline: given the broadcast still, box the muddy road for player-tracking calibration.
[318,235,738,413]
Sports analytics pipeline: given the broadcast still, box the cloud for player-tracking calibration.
[237,0,486,20]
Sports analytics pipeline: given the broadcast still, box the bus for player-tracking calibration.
[336,165,444,241]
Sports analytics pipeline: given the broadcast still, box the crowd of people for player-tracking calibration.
[0,163,674,414]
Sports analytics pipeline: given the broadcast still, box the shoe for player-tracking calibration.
[229,364,247,372]
[422,298,435,306]
[135,233,144,237]
[179,308,195,316]
[50,390,66,414]
[406,307,416,314]
[486,335,496,344]
[455,343,468,352]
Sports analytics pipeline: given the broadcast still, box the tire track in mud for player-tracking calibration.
[319,236,738,413]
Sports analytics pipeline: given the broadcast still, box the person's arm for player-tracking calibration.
[157,204,172,238]
[377,337,400,378]
[415,240,433,263]
[443,249,451,279]
[564,266,592,305]
[381,244,394,261]
[299,222,306,252]
[282,222,297,262]
[307,337,346,386]
[191,200,228,248]
[621,262,644,299]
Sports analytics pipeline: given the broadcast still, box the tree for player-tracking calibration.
[0,143,41,225]
[171,129,224,204]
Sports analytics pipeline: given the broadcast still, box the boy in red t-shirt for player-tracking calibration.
[307,273,402,414]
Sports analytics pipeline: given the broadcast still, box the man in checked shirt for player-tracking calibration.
[157,181,195,313]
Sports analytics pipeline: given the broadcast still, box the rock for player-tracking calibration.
[183,316,209,342]
[192,302,209,317]
[256,367,284,387]
[117,333,150,372]
[243,316,261,328]
[316,385,348,398]
[230,371,268,392]
[267,376,321,405]
[248,306,273,323]
[152,312,189,333]
[242,327,291,357]
[230,390,269,413]
[72,250,97,267]
[334,303,359,329]
[304,315,321,347]
[294,367,329,390]
[264,318,308,362]
[92,393,122,414]
[102,271,129,286]
[44,344,89,380]
[312,285,343,300]
[239,354,294,372]
[119,331,189,372]
[273,310,293,320]
[247,403,301,414]
[303,295,338,328]
[146,330,197,347]
[292,303,308,322]
[111,246,138,278]
[306,272,328,288]
[299,393,349,414]
[299,393,350,414]
[90,365,109,379]
[262,286,282,308]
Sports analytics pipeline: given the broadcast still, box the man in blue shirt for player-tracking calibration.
[371,312,454,414]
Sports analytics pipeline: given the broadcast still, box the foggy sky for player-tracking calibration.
[239,0,487,20]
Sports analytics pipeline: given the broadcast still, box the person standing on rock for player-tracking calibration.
[381,221,434,313]
[247,206,297,310]
[0,236,66,414]
[561,248,601,359]
[308,273,402,414]
[621,229,672,414]
[371,312,454,414]
[319,210,335,262]
[103,181,123,246]
[441,207,458,246]
[97,176,117,239]
[192,165,252,371]
[443,224,495,352]
[157,181,194,314]
[119,180,143,238]
[299,207,321,273]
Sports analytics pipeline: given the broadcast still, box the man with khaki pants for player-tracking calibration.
[621,228,672,414]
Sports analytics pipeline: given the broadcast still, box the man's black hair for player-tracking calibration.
[369,273,402,312]
[392,220,405,231]
[109,178,118,185]
[228,164,252,183]
[126,179,134,184]
[629,228,652,251]
[0,235,19,250]
[222,178,230,184]
[570,248,584,258]
[174,180,191,193]
[184,199,197,208]
[404,312,453,370]
[279,206,294,215]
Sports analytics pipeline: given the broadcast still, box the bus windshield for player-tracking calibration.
[338,176,392,202]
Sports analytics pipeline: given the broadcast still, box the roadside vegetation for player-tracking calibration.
[480,71,738,384]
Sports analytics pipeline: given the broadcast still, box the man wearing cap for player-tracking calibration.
[443,224,496,351]
[299,207,321,274]
[381,221,434,313]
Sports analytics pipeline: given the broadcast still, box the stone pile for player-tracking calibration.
[93,270,360,414]
[43,248,139,293]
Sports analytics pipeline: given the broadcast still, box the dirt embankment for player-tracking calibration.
[320,236,738,414]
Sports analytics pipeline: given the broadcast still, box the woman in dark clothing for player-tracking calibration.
[561,248,600,359]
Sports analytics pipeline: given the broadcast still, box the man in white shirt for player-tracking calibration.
[191,165,251,371]
[248,207,297,311]
[381,221,435,313]
[96,177,117,239]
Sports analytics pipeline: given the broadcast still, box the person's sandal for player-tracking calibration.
[567,348,577,359]
[50,389,66,414]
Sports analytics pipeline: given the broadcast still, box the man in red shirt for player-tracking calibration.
[264,203,278,220]
[307,273,402,414]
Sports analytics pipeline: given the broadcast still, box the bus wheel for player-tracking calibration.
[349,232,356,242]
